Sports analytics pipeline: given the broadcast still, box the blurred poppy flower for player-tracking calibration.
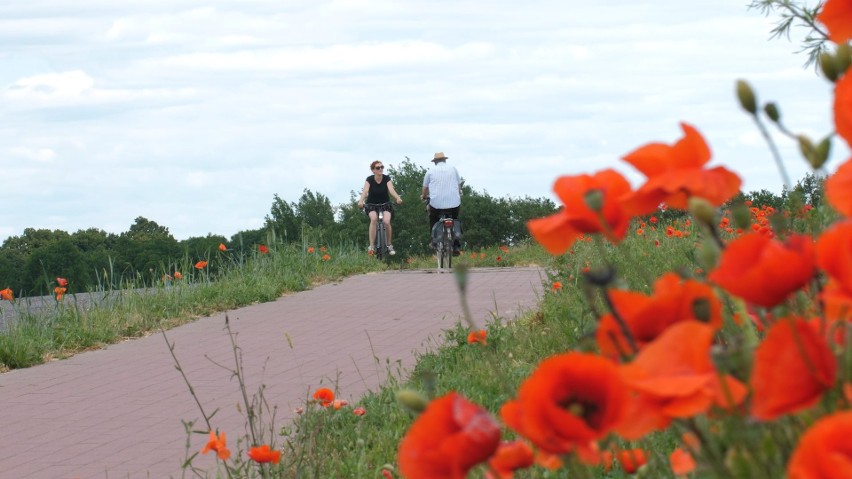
[258,244,269,254]
[467,330,487,345]
[826,159,852,216]
[621,123,741,215]
[750,317,837,420]
[248,444,281,464]
[551,281,562,292]
[353,407,366,416]
[195,261,208,269]
[499,245,509,252]
[485,441,535,479]
[496,255,502,262]
[708,233,815,307]
[817,220,852,296]
[787,411,852,478]
[527,169,633,255]
[500,352,627,455]
[321,254,331,261]
[617,322,747,438]
[54,286,66,301]
[332,399,349,410]
[835,70,852,148]
[201,430,231,461]
[56,277,68,287]
[596,272,723,358]
[312,387,334,407]
[0,288,13,301]
[307,246,315,253]
[173,271,183,280]
[398,392,501,479]
[817,0,852,44]
[670,448,695,477]
[320,246,327,252]
[218,243,227,252]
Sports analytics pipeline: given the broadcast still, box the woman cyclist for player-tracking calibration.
[357,161,403,255]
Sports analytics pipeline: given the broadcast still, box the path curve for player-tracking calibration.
[0,267,545,478]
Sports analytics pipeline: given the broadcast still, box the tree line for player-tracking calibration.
[0,159,556,297]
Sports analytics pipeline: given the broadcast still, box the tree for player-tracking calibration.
[294,189,337,245]
[264,194,300,244]
[114,217,181,280]
[22,237,88,295]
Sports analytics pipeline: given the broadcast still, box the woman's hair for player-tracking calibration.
[370,160,383,171]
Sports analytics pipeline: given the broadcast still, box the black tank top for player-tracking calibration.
[366,175,391,204]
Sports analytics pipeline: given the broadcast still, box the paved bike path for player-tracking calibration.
[0,267,545,478]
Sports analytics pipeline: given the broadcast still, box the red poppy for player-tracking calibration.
[247,444,281,464]
[353,407,366,416]
[617,322,747,438]
[173,271,183,280]
[551,281,562,291]
[670,448,696,477]
[750,317,837,420]
[312,387,334,407]
[54,286,66,301]
[836,71,852,149]
[527,169,633,254]
[596,272,723,359]
[817,0,852,44]
[708,233,815,307]
[195,260,208,269]
[467,330,487,345]
[621,123,741,215]
[56,277,68,287]
[486,441,535,479]
[826,159,852,217]
[307,246,315,253]
[258,244,269,254]
[321,254,331,261]
[499,245,509,252]
[201,430,231,461]
[0,288,13,301]
[218,243,227,252]
[500,352,628,455]
[817,220,852,298]
[787,411,852,478]
[617,448,648,474]
[398,392,501,479]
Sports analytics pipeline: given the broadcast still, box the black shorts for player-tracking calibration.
[364,203,394,216]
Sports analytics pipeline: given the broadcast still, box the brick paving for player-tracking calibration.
[0,267,545,479]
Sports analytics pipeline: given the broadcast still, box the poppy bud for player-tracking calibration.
[583,264,616,287]
[836,43,852,76]
[396,389,429,414]
[819,51,839,82]
[736,79,757,115]
[798,135,816,165]
[811,136,831,170]
[583,189,605,212]
[688,197,717,227]
[763,102,781,123]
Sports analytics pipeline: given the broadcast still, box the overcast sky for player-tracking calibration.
[1,0,845,243]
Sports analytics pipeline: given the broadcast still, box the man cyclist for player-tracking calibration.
[420,152,462,255]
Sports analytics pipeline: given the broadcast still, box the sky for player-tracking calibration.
[1,0,846,243]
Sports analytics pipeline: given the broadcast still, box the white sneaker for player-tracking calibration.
[388,245,396,256]
[368,245,375,254]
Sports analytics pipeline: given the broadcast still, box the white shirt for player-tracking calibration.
[423,161,461,209]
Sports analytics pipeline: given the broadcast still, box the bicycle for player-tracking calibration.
[425,198,460,270]
[365,202,392,260]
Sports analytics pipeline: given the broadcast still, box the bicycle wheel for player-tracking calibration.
[436,239,444,269]
[443,225,453,269]
[376,223,386,260]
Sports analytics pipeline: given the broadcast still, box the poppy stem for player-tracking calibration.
[750,114,792,192]
[602,290,639,355]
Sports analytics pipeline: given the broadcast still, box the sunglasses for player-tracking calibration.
[374,166,384,170]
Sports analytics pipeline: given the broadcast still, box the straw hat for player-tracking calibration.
[432,152,449,162]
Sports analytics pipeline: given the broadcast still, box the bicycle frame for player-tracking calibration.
[366,202,391,260]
